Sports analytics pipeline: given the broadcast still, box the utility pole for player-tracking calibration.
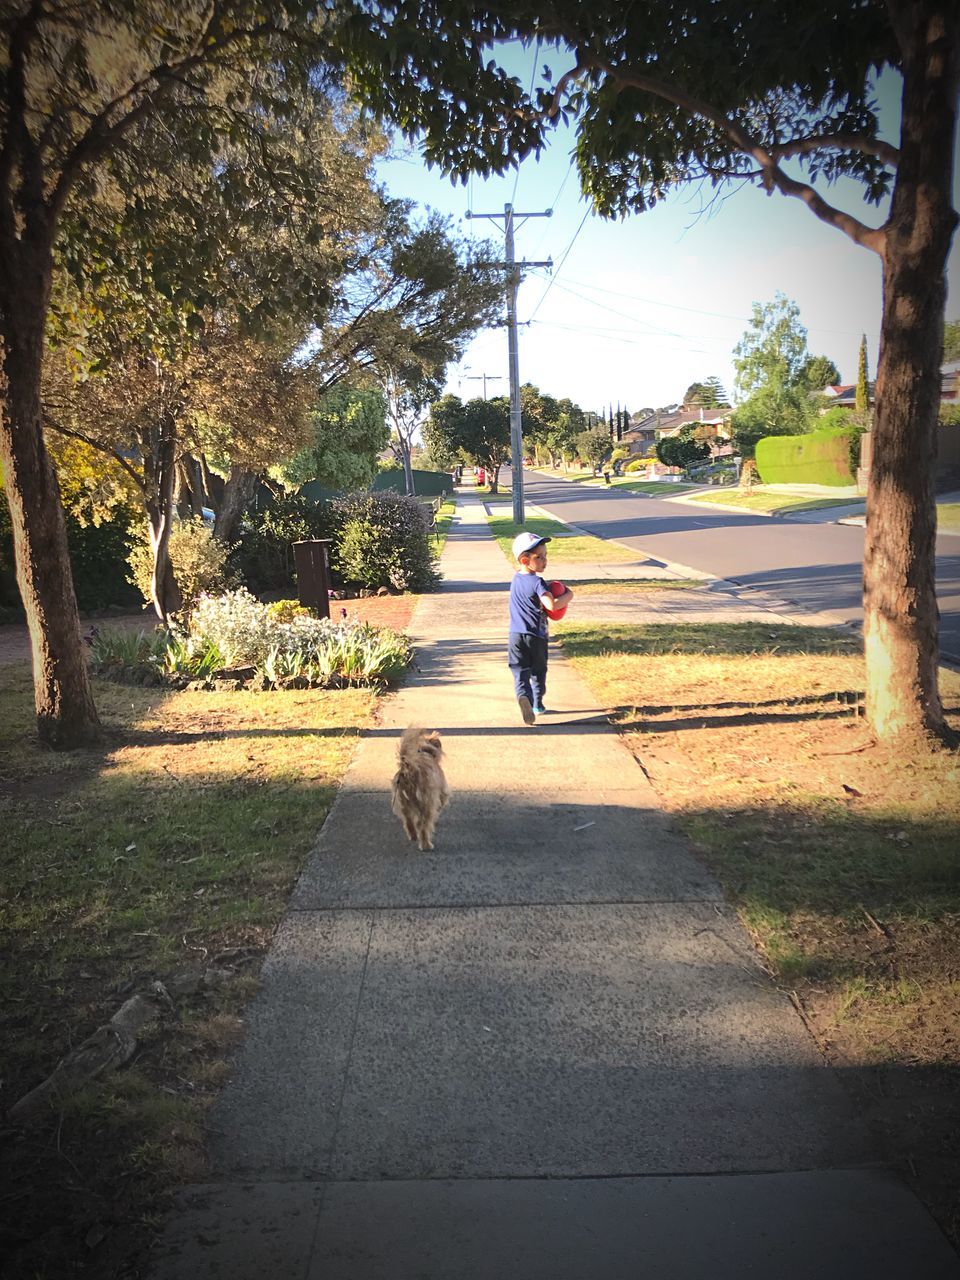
[466,203,551,525]
[464,372,503,399]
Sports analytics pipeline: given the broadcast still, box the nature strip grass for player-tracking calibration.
[938,503,960,535]
[433,496,457,551]
[582,477,700,495]
[688,489,861,515]
[485,508,640,565]
[557,616,960,1244]
[0,665,379,1276]
[558,577,700,595]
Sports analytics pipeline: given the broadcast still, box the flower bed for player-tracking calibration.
[87,589,411,690]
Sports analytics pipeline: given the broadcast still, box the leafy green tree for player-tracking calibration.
[702,377,729,408]
[0,1,345,746]
[731,383,814,458]
[334,0,959,742]
[576,425,610,468]
[733,294,811,400]
[656,425,711,470]
[800,355,842,393]
[731,302,844,453]
[275,387,388,495]
[945,320,960,362]
[425,394,511,491]
[545,398,586,466]
[684,377,728,408]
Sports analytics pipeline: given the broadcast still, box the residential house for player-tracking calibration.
[621,403,733,458]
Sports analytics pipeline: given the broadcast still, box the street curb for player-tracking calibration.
[524,505,861,632]
[497,491,960,654]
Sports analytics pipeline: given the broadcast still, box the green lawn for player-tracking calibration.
[689,489,862,515]
[485,509,641,565]
[937,503,960,534]
[558,616,960,1084]
[603,477,699,495]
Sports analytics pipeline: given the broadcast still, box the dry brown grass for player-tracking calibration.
[559,619,960,1245]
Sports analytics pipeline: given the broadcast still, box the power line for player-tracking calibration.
[511,37,542,207]
[543,276,693,341]
[526,204,591,323]
[555,273,882,337]
[530,318,720,356]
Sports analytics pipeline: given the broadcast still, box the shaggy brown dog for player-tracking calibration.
[390,727,449,851]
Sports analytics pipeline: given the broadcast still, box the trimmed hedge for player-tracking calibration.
[755,426,858,486]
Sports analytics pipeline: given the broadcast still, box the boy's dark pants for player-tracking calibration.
[508,632,548,707]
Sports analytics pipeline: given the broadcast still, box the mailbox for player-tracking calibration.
[292,539,332,618]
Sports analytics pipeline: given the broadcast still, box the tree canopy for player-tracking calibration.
[275,386,388,495]
[426,394,511,490]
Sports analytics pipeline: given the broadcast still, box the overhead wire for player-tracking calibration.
[526,203,592,324]
[510,37,542,207]
[553,273,881,338]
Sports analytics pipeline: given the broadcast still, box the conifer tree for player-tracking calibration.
[856,334,870,417]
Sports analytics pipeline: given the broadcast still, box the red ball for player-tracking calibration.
[543,579,567,621]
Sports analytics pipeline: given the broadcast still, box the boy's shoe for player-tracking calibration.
[533,704,548,716]
[517,694,536,726]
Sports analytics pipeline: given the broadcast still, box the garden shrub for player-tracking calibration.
[755,426,859,486]
[332,491,438,593]
[91,587,412,686]
[67,507,141,612]
[231,491,338,594]
[624,458,648,472]
[127,517,234,611]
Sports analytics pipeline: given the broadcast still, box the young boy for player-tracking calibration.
[508,531,574,726]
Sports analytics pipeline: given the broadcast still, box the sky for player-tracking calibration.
[375,52,960,418]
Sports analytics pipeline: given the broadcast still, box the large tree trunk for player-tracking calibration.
[215,466,256,544]
[863,6,958,744]
[141,413,182,625]
[401,440,416,496]
[0,251,101,748]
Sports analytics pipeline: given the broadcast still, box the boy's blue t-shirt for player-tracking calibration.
[509,571,550,638]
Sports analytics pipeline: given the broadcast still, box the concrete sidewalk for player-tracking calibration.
[149,499,959,1279]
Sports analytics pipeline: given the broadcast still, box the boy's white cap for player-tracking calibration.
[512,531,551,559]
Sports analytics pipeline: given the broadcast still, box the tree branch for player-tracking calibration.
[770,132,899,168]
[48,11,285,220]
[599,60,887,257]
[43,416,145,491]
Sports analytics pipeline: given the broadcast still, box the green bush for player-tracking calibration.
[231,492,336,594]
[624,458,648,472]
[755,426,859,486]
[68,508,141,611]
[127,517,234,611]
[332,491,439,593]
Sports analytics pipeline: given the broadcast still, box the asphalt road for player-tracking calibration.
[506,468,960,663]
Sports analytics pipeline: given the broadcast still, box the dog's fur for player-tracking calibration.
[390,727,449,850]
